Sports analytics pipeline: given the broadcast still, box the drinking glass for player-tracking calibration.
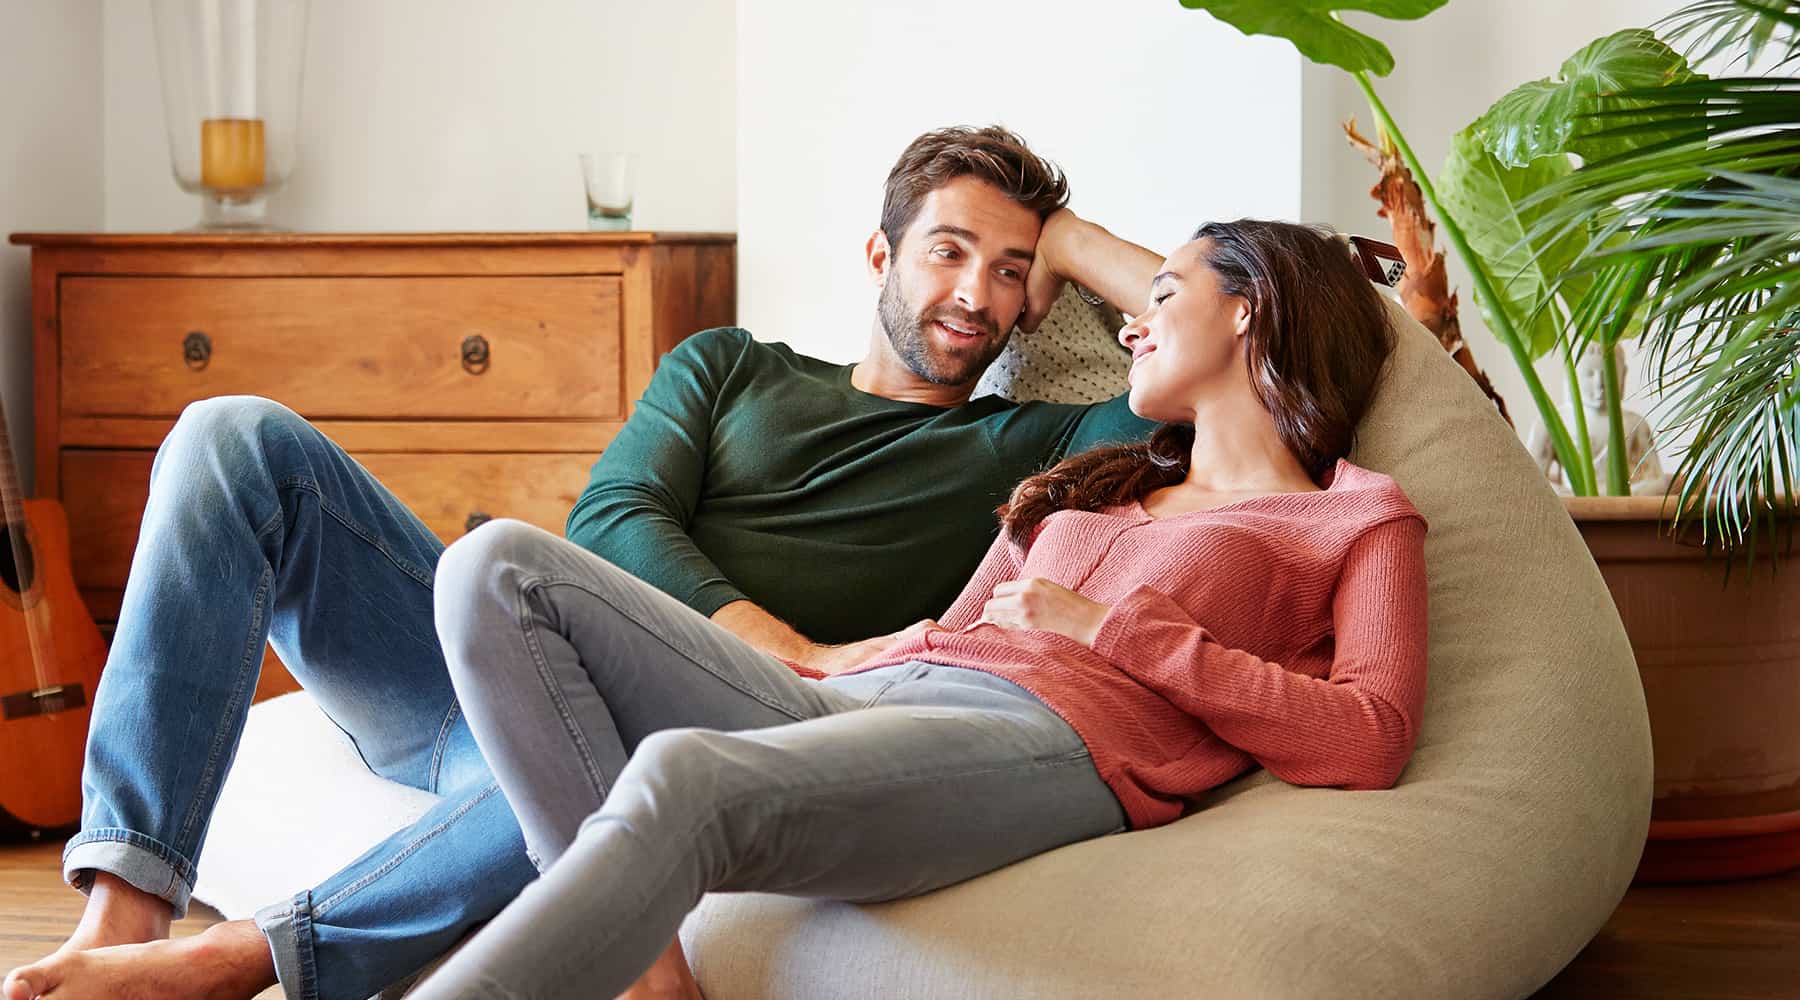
[579,152,637,231]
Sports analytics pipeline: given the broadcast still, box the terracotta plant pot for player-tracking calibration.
[1567,495,1800,883]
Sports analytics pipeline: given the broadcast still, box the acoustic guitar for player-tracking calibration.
[0,400,107,835]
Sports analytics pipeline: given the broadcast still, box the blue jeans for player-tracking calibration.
[409,520,1128,999]
[63,396,539,1000]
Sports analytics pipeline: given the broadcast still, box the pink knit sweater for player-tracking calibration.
[805,458,1430,831]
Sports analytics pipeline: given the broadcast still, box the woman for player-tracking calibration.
[411,220,1428,999]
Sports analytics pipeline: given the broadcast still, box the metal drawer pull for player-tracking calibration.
[183,331,212,371]
[464,511,493,533]
[461,335,490,374]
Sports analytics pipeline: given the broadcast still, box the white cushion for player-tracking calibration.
[972,283,1129,404]
[192,693,437,920]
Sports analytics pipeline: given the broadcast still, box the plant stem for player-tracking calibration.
[1547,295,1597,495]
[1560,339,1596,495]
[1601,338,1630,494]
[1352,70,1587,487]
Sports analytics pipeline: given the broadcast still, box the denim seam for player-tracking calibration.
[311,780,503,918]
[531,814,668,986]
[517,579,613,803]
[274,474,436,591]
[265,475,457,788]
[173,558,269,857]
[857,661,930,709]
[294,893,319,1000]
[427,701,460,795]
[527,575,810,723]
[272,891,323,1000]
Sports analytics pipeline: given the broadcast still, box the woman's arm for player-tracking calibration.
[1089,517,1429,790]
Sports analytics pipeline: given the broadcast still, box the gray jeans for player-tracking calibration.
[409,519,1127,999]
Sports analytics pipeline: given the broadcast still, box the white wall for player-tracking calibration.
[102,0,736,233]
[6,0,1733,481]
[736,0,1303,363]
[1300,0,1691,460]
[1,1,105,494]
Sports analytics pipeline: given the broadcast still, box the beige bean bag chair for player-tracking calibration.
[679,295,1654,998]
[196,294,1652,999]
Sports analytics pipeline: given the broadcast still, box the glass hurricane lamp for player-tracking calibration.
[151,0,310,230]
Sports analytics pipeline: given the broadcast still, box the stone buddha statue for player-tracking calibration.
[1527,343,1673,496]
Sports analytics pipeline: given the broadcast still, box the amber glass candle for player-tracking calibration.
[200,117,266,190]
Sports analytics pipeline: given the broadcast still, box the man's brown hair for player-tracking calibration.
[879,126,1070,250]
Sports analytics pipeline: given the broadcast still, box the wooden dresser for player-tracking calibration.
[7,232,734,700]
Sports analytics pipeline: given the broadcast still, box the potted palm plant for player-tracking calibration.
[1176,0,1800,882]
[1518,0,1800,882]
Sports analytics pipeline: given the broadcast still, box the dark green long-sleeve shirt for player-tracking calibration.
[565,327,1155,644]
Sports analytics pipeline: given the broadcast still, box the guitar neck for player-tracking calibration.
[0,401,23,515]
[0,392,55,691]
[0,395,30,558]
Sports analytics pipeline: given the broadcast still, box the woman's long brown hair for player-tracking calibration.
[998,220,1396,547]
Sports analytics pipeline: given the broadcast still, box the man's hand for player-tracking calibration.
[979,579,1109,647]
[1019,208,1085,335]
[798,619,941,676]
[1017,210,1163,335]
[800,635,899,677]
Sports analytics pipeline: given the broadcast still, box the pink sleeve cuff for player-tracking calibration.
[1090,584,1200,664]
[780,658,829,681]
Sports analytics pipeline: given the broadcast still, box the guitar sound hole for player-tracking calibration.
[0,524,35,595]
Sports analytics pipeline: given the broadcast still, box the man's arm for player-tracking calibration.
[566,330,745,607]
[711,600,898,675]
[1013,208,1163,457]
[1019,208,1163,334]
[567,330,881,672]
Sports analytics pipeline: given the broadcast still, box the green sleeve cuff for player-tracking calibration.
[688,579,752,620]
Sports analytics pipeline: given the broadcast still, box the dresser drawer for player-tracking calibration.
[60,275,625,421]
[63,449,598,589]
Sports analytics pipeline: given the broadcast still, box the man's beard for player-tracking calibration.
[877,267,1011,386]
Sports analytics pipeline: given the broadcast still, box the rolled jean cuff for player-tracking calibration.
[62,829,196,919]
[255,891,317,1000]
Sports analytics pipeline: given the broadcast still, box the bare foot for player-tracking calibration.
[1,919,276,1000]
[58,872,174,952]
[614,936,705,1000]
[3,872,180,999]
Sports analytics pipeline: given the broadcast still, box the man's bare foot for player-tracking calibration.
[1,919,276,1000]
[3,871,179,999]
[614,936,705,1000]
[56,872,174,952]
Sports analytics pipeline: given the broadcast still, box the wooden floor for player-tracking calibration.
[0,836,282,1000]
[2,835,1796,998]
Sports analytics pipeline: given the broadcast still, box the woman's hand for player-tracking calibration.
[979,579,1109,648]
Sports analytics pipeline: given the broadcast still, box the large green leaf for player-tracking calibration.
[1176,0,1449,75]
[1474,29,1696,168]
[1438,127,1594,358]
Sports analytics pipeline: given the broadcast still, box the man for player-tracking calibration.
[4,125,1162,1000]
